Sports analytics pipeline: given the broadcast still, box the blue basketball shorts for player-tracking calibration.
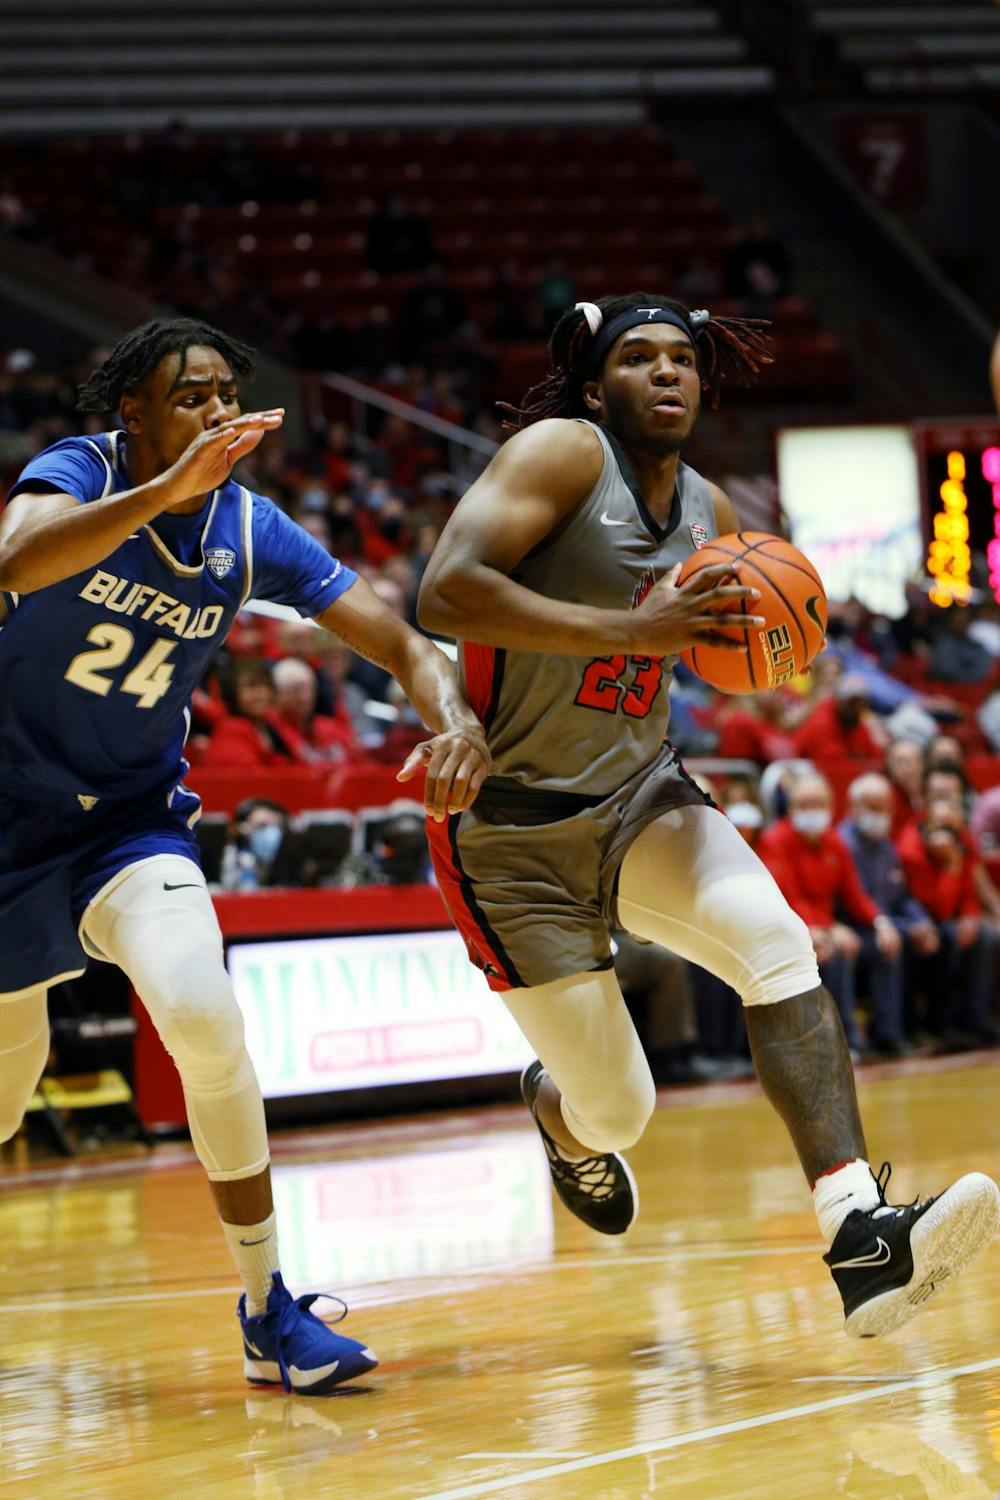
[0,789,201,998]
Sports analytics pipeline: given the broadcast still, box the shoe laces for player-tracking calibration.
[870,1161,923,1221]
[543,1138,618,1200]
[274,1290,349,1393]
[526,1069,619,1201]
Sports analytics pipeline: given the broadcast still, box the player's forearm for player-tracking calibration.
[395,634,483,736]
[418,562,635,657]
[0,480,171,594]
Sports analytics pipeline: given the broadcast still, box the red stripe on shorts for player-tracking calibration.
[461,641,496,725]
[426,812,517,992]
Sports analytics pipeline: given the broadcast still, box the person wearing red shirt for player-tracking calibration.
[918,763,1000,923]
[793,674,885,762]
[885,737,925,839]
[203,658,308,768]
[897,797,992,1043]
[759,772,893,1050]
[271,656,358,764]
[714,690,796,766]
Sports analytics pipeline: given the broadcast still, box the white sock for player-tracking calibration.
[812,1159,881,1244]
[221,1212,280,1316]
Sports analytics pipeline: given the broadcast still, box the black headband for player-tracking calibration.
[583,306,708,378]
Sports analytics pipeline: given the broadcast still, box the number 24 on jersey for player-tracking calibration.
[64,624,177,709]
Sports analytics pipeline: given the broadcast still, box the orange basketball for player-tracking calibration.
[677,531,827,695]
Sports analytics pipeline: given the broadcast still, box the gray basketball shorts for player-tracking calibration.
[426,744,711,991]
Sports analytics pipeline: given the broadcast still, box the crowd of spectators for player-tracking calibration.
[646,727,1000,1080]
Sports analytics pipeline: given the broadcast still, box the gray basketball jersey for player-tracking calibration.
[460,420,717,796]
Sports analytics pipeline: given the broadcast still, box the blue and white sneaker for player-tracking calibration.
[238,1272,378,1394]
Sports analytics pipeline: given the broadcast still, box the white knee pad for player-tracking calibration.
[0,988,49,1143]
[737,904,821,1008]
[82,856,269,1181]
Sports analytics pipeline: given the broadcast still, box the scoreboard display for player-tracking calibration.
[914,419,1000,608]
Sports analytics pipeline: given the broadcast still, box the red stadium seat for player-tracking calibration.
[187,766,332,816]
[325,760,417,811]
[1,127,853,406]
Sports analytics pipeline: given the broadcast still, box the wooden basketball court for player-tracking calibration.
[4,1056,1000,1499]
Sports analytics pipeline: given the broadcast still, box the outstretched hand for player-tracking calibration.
[397,724,492,822]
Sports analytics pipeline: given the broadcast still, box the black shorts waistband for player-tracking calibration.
[477,776,609,814]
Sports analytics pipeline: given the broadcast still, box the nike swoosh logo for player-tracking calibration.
[244,1338,265,1358]
[289,1359,340,1384]
[805,594,826,635]
[600,512,630,526]
[163,882,203,891]
[831,1236,891,1270]
[238,1234,273,1247]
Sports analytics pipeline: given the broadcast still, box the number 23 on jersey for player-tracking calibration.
[574,654,663,719]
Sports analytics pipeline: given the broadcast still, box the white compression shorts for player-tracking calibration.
[617,804,820,1009]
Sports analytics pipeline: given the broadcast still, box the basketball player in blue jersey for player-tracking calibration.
[420,293,1000,1338]
[0,318,491,1394]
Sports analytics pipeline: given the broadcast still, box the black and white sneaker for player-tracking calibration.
[520,1059,638,1235]
[824,1162,1000,1338]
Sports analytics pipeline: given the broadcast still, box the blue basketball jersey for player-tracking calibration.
[0,430,358,814]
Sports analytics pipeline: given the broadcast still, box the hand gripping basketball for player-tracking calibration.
[628,560,765,659]
[676,532,828,694]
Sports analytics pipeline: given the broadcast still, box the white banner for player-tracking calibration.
[228,929,534,1098]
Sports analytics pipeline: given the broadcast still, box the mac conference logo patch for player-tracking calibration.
[206,548,237,580]
[689,522,709,550]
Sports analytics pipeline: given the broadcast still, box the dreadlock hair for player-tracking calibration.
[499,292,773,432]
[76,318,256,413]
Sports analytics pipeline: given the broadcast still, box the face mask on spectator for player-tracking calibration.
[790,809,831,836]
[248,824,283,865]
[726,801,764,830]
[855,811,890,839]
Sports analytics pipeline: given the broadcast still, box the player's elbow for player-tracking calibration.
[417,553,484,634]
[416,567,453,634]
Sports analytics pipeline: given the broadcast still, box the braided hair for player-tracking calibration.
[76,318,255,413]
[499,292,772,431]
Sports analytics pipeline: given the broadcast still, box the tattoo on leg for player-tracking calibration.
[745,985,867,1185]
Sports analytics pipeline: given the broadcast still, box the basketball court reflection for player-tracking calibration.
[272,1133,555,1291]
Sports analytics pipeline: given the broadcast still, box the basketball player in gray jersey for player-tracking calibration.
[420,293,1000,1338]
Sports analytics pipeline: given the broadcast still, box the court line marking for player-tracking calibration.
[415,1355,1000,1500]
[792,1373,913,1384]
[461,1453,584,1462]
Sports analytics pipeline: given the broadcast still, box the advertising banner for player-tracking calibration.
[228,929,535,1098]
